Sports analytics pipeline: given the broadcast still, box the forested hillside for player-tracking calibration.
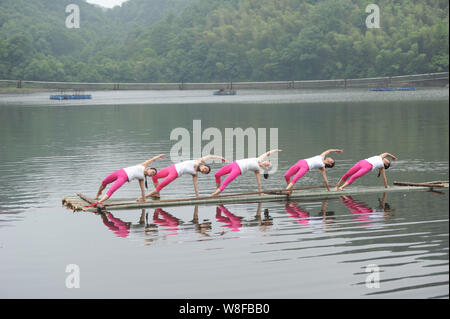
[0,0,448,82]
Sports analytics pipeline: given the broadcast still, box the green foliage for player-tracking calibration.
[0,0,448,82]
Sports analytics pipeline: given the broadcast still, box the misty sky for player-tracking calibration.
[85,0,129,8]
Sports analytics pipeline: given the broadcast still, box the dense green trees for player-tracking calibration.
[0,0,448,82]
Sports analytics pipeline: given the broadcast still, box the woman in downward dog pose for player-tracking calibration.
[335,153,398,190]
[210,149,282,197]
[94,154,165,205]
[143,155,227,199]
[284,149,343,192]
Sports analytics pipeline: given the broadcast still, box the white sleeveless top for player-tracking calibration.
[123,165,145,182]
[175,160,198,177]
[305,155,325,170]
[236,158,260,174]
[365,156,384,171]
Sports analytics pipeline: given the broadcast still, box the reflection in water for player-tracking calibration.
[67,193,447,298]
[89,203,275,242]
[99,212,131,238]
[285,202,310,226]
[216,205,242,232]
[340,192,395,227]
[92,206,214,244]
[142,206,213,244]
[285,200,335,231]
[254,203,274,232]
[216,203,274,234]
[91,196,396,240]
[153,208,181,235]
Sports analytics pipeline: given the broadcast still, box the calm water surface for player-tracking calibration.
[0,88,448,298]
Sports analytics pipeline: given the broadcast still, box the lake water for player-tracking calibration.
[0,88,448,299]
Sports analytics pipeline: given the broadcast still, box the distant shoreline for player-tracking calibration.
[1,72,448,94]
[0,88,51,94]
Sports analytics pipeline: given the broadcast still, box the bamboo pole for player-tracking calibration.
[77,192,96,204]
[393,181,447,187]
[80,185,325,208]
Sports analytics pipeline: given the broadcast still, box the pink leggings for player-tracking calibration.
[340,197,372,220]
[102,168,129,197]
[285,203,309,226]
[341,160,373,185]
[152,164,179,192]
[215,162,242,192]
[284,160,310,185]
[216,205,242,231]
[102,212,130,238]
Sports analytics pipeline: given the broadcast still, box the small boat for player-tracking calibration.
[213,88,237,96]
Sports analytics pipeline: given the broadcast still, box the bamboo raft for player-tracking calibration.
[62,181,448,212]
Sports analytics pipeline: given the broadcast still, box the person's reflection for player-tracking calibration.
[99,211,131,238]
[191,205,212,237]
[136,209,158,244]
[254,203,273,232]
[216,205,242,232]
[315,201,335,230]
[377,192,396,218]
[153,208,181,235]
[340,193,394,222]
[241,203,273,232]
[285,200,335,230]
[138,209,146,225]
[285,201,310,226]
[142,206,212,242]
[340,196,371,220]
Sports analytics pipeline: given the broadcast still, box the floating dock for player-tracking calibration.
[50,89,92,100]
[213,89,237,95]
[62,182,448,212]
[370,87,416,91]
[50,94,92,100]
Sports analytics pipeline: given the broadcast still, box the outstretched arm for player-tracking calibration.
[320,167,331,191]
[137,179,146,202]
[258,149,282,161]
[379,168,389,188]
[192,175,200,197]
[255,170,262,193]
[197,155,228,163]
[320,149,343,157]
[139,154,166,167]
[379,153,398,161]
